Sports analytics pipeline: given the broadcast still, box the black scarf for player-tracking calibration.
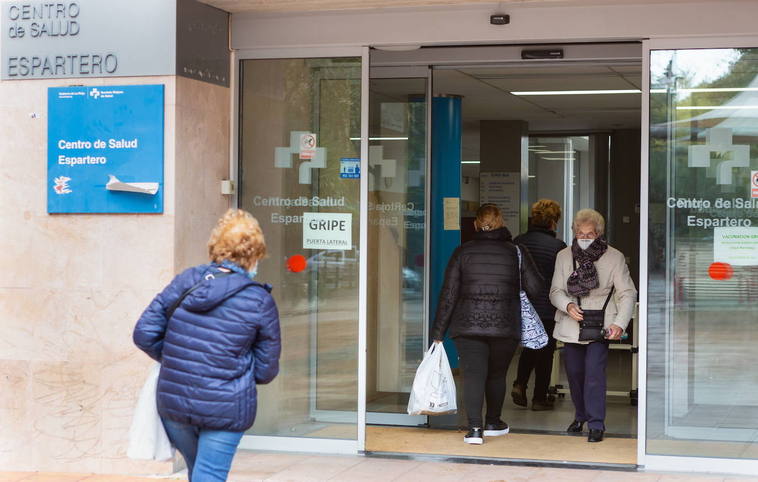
[567,236,608,298]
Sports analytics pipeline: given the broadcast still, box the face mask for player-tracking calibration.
[577,238,594,250]
[248,263,258,279]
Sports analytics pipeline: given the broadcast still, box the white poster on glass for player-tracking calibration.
[480,171,520,235]
[714,226,758,266]
[303,212,352,250]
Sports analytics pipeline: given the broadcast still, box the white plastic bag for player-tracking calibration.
[127,363,174,461]
[407,342,457,415]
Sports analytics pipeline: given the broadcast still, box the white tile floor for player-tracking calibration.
[5,451,758,481]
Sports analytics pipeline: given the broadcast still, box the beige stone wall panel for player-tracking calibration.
[174,76,232,272]
[0,71,227,475]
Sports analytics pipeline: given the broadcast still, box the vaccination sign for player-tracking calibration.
[47,84,164,213]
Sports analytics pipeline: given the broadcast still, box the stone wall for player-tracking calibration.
[0,74,230,474]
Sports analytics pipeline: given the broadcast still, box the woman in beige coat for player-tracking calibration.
[550,209,636,443]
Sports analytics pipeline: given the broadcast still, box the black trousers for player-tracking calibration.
[454,335,519,428]
[515,320,556,401]
[563,341,609,430]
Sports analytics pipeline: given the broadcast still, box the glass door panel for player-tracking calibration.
[528,135,594,243]
[647,47,758,458]
[366,76,428,422]
[238,57,362,440]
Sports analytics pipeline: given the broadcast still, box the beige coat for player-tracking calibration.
[550,245,637,344]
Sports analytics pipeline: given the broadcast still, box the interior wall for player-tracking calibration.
[593,134,611,220]
[480,120,526,173]
[609,128,641,287]
[174,77,233,271]
[0,76,178,475]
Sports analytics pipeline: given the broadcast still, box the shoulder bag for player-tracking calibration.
[574,257,614,342]
[516,246,548,349]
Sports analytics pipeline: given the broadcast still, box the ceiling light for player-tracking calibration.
[542,157,575,160]
[461,160,480,164]
[676,105,758,110]
[511,89,641,96]
[650,87,758,94]
[349,137,409,141]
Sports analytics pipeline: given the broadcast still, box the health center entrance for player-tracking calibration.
[235,38,758,472]
[362,42,641,466]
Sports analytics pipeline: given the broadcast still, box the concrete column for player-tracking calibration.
[480,120,528,172]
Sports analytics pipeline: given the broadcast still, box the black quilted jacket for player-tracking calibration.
[514,227,567,326]
[431,227,543,341]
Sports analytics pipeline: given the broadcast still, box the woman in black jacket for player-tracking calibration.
[512,199,567,411]
[431,204,542,445]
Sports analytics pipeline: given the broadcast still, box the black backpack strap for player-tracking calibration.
[166,270,234,320]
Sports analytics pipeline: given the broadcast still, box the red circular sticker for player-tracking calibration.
[287,255,307,273]
[708,262,733,281]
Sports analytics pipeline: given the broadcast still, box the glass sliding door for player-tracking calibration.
[365,71,429,424]
[646,46,758,461]
[237,55,363,447]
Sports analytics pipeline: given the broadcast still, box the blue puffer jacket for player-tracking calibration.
[133,263,281,432]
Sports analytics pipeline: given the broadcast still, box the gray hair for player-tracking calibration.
[572,209,605,235]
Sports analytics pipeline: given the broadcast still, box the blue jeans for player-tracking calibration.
[161,418,244,482]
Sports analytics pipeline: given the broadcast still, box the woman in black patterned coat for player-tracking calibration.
[431,204,542,445]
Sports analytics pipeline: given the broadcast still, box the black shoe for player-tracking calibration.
[567,420,584,434]
[464,427,484,445]
[483,420,510,437]
[588,429,604,442]
[511,383,527,407]
[532,399,555,411]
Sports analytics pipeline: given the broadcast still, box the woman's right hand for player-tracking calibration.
[567,302,584,321]
[433,339,443,344]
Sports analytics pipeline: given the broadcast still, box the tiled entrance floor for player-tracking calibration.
[365,426,636,465]
[4,451,758,481]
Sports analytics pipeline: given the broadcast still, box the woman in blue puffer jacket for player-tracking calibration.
[133,209,281,482]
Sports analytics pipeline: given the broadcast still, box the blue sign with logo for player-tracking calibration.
[340,157,360,179]
[47,84,164,213]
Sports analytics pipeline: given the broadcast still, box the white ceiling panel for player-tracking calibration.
[432,61,641,131]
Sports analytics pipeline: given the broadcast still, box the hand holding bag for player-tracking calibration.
[574,258,615,342]
[516,246,549,349]
[407,342,457,416]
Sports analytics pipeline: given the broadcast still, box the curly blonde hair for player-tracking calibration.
[475,203,505,232]
[531,199,561,229]
[208,209,267,270]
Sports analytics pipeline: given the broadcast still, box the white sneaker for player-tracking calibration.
[464,427,484,444]
[483,421,510,437]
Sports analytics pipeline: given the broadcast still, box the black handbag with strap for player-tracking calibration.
[573,258,614,342]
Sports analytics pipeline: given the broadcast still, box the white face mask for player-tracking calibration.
[248,263,258,279]
[577,238,594,250]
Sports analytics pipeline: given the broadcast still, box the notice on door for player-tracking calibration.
[480,171,520,235]
[303,212,352,250]
[714,226,758,266]
[443,197,460,231]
